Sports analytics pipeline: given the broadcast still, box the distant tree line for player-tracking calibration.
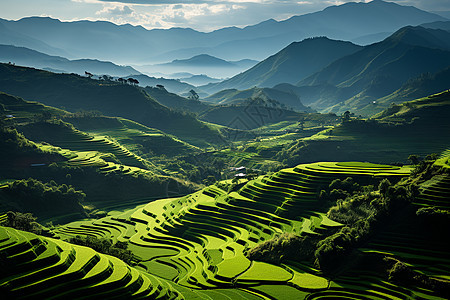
[1,178,87,218]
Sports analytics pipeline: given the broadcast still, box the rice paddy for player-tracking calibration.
[49,161,434,299]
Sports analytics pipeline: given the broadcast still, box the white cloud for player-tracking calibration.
[8,0,446,33]
[96,5,133,16]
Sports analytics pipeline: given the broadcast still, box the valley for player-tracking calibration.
[0,0,449,299]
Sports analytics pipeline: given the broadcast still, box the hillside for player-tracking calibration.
[0,225,185,299]
[122,73,201,95]
[203,87,311,112]
[296,26,450,114]
[199,103,302,130]
[47,156,450,299]
[335,66,450,116]
[0,92,200,220]
[0,44,140,77]
[276,90,450,166]
[0,63,224,147]
[144,86,210,113]
[202,37,362,94]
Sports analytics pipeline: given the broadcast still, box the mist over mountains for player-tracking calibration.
[0,0,446,64]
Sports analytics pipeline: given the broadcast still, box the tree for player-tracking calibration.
[156,84,166,91]
[85,71,93,78]
[342,111,351,122]
[188,89,199,101]
[298,117,305,130]
[408,154,421,165]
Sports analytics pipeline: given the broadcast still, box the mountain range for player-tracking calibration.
[296,26,450,114]
[0,1,446,64]
[201,37,362,94]
[137,54,258,79]
[0,44,140,77]
[209,25,450,116]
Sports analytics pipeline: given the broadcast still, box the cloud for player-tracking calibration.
[67,0,450,32]
[96,5,133,16]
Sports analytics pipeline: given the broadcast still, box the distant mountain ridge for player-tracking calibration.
[140,54,258,80]
[0,63,223,146]
[201,37,362,94]
[295,26,450,114]
[161,54,235,67]
[0,44,140,77]
[0,1,445,63]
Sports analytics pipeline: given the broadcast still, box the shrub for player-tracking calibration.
[0,211,43,235]
[68,235,135,265]
[246,233,318,265]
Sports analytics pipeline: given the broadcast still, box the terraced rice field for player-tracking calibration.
[82,118,200,158]
[0,225,183,299]
[53,161,419,299]
[22,122,150,170]
[40,145,154,178]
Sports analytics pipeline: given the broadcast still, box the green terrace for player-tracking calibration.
[0,226,183,299]
[53,161,416,299]
[20,121,151,170]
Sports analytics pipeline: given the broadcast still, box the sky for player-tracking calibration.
[1,0,449,32]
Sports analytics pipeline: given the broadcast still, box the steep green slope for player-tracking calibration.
[56,161,440,299]
[199,103,302,130]
[0,64,224,147]
[144,86,209,113]
[0,225,183,299]
[276,90,450,166]
[0,91,201,161]
[203,87,311,112]
[0,93,198,222]
[297,26,450,114]
[351,67,450,116]
[201,37,362,94]
[3,156,449,299]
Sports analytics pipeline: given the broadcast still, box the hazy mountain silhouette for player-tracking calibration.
[0,1,445,63]
[201,37,362,94]
[160,54,235,68]
[140,54,258,80]
[294,26,450,114]
[0,44,140,77]
[179,75,221,86]
[121,74,202,96]
[420,21,450,31]
[0,21,71,58]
